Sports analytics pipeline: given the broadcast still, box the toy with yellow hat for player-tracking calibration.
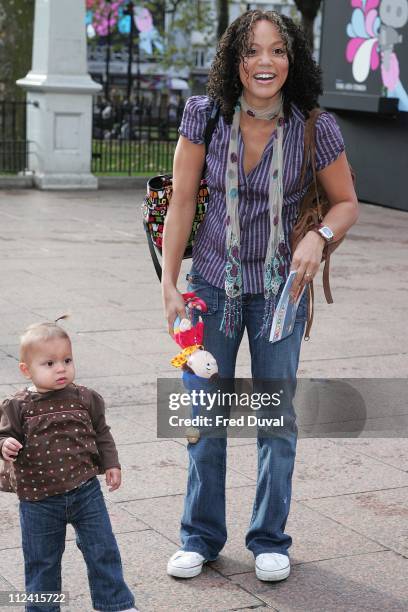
[171,293,219,443]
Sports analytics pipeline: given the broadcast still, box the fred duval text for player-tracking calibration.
[168,415,285,428]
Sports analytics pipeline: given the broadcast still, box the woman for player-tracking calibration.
[162,10,358,581]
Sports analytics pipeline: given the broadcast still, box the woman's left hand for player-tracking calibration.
[289,230,325,299]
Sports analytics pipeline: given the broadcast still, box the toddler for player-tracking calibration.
[0,320,138,612]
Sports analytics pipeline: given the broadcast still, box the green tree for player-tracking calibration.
[293,0,322,50]
[154,0,215,72]
[0,0,34,100]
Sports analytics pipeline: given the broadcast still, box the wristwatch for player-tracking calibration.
[313,223,334,243]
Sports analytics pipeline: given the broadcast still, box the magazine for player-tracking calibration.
[269,271,306,343]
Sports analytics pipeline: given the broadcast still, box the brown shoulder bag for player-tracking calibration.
[290,108,355,340]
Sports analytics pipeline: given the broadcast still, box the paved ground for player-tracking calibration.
[0,189,407,611]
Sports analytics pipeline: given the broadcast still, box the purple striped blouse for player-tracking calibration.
[179,95,345,294]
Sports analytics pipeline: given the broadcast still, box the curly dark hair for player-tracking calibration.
[207,10,323,123]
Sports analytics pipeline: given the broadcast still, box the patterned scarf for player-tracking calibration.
[220,93,286,339]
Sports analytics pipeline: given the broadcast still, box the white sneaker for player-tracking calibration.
[255,553,290,581]
[167,550,206,578]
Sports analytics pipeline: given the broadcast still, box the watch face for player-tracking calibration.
[320,226,334,241]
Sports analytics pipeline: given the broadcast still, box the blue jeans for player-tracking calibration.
[180,265,307,560]
[19,477,135,612]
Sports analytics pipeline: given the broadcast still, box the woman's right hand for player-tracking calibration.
[162,283,188,336]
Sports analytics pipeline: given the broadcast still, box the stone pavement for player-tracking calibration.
[0,189,407,611]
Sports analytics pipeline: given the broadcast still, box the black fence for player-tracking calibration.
[92,99,185,175]
[0,101,30,173]
[0,99,187,176]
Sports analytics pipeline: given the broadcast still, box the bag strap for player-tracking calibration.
[152,100,220,282]
[322,242,336,304]
[299,108,330,339]
[299,108,324,219]
[304,281,314,341]
[146,226,163,281]
[203,101,220,157]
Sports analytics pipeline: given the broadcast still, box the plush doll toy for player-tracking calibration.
[171,293,219,443]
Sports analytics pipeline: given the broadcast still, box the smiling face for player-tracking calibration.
[19,337,75,393]
[239,19,290,108]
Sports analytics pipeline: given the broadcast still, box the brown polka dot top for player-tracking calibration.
[0,384,120,501]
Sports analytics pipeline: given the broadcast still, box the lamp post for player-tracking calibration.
[135,19,141,104]
[124,1,135,101]
[105,0,112,100]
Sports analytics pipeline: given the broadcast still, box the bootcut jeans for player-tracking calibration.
[180,265,307,561]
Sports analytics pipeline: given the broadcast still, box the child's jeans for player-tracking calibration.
[180,266,307,561]
[19,477,135,612]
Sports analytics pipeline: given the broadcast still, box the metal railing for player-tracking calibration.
[0,100,30,173]
[0,99,187,176]
[92,99,185,175]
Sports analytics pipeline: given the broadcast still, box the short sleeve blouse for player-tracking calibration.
[178,95,345,294]
[315,112,345,172]
[178,96,212,144]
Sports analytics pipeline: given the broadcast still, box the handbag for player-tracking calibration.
[142,101,220,280]
[291,108,356,340]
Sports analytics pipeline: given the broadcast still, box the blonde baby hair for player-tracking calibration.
[20,315,71,363]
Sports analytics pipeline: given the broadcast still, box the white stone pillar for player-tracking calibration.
[17,0,102,190]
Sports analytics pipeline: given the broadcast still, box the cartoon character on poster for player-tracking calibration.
[86,2,164,56]
[346,0,408,110]
[117,5,164,54]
